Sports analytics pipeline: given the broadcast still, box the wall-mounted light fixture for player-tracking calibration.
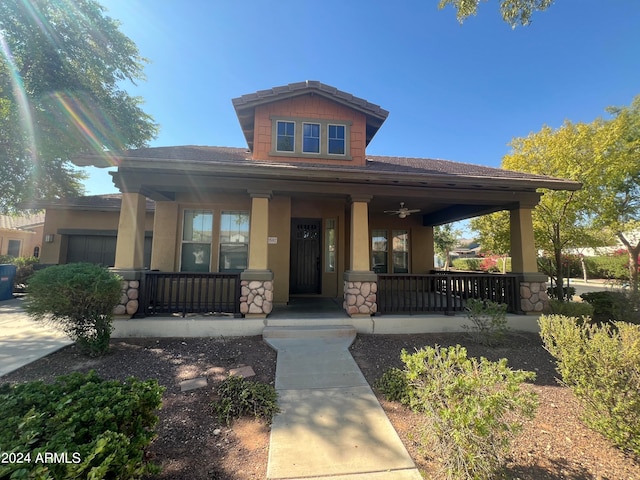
[44,234,55,243]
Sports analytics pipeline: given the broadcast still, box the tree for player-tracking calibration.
[0,0,157,213]
[438,0,554,27]
[434,223,461,269]
[501,121,612,300]
[469,211,511,272]
[591,96,640,292]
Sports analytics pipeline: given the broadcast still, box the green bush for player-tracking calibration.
[24,263,122,356]
[376,345,537,480]
[463,298,510,346]
[584,255,629,281]
[580,290,640,324]
[548,299,594,319]
[539,315,640,456]
[211,375,279,425]
[0,371,164,479]
[451,258,482,271]
[373,367,408,403]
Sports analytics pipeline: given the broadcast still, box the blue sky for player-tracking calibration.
[84,0,640,195]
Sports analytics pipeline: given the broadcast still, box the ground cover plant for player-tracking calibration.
[0,371,163,479]
[376,344,537,479]
[539,315,640,457]
[211,375,279,425]
[24,263,122,356]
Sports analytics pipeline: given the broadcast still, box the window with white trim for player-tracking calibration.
[219,211,250,272]
[271,117,351,159]
[328,124,345,155]
[276,121,295,152]
[181,210,213,272]
[303,123,320,153]
[325,219,336,272]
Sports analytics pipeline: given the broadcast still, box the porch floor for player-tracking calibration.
[271,296,346,319]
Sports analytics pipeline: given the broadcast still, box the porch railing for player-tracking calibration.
[377,273,521,314]
[140,272,241,317]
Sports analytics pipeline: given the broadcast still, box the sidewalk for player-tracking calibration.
[0,297,73,377]
[264,326,422,480]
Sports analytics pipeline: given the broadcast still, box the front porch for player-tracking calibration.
[111,294,541,338]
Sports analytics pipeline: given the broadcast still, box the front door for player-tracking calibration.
[290,218,322,294]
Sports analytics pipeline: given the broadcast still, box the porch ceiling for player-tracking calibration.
[110,167,540,226]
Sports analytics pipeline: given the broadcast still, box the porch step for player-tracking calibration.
[262,325,356,340]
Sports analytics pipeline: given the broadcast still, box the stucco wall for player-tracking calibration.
[252,95,368,166]
[40,209,154,265]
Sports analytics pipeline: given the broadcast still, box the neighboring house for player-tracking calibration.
[68,81,580,319]
[36,194,155,268]
[0,214,44,259]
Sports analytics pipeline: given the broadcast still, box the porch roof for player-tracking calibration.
[72,145,580,192]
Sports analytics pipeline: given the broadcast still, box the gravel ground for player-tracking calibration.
[2,331,639,479]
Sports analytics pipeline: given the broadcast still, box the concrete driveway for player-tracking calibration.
[0,297,73,377]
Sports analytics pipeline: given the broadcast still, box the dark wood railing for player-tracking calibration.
[140,272,241,317]
[377,273,521,314]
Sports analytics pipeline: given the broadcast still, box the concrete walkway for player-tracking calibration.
[263,326,422,480]
[0,297,72,377]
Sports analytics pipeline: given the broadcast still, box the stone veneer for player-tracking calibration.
[343,280,377,316]
[113,280,140,316]
[240,280,273,316]
[520,281,549,313]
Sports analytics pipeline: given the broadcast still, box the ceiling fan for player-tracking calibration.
[384,202,420,219]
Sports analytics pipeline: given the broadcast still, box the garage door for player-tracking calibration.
[66,235,152,268]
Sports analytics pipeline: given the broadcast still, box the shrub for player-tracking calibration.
[546,285,576,301]
[539,315,640,456]
[377,345,537,480]
[463,298,510,346]
[451,258,482,271]
[373,367,408,403]
[211,375,279,425]
[24,263,122,356]
[548,299,594,320]
[580,290,640,324]
[0,371,164,479]
[584,255,630,281]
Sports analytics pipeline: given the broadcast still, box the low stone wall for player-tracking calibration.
[343,280,377,316]
[520,281,549,313]
[240,280,273,316]
[113,280,140,316]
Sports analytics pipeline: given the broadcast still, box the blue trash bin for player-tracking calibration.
[0,264,17,301]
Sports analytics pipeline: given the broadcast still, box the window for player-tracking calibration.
[303,123,320,153]
[33,246,40,258]
[219,211,249,272]
[392,230,409,273]
[371,230,388,273]
[271,117,351,159]
[7,239,20,258]
[328,125,345,155]
[325,219,336,272]
[181,210,213,272]
[276,121,295,152]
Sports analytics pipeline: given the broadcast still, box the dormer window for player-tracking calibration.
[303,123,320,153]
[270,116,352,160]
[276,121,295,152]
[328,125,345,155]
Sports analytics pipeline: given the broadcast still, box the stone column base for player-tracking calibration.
[517,272,550,314]
[240,270,274,318]
[343,271,378,317]
[110,269,143,317]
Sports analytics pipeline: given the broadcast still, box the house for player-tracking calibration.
[67,81,580,323]
[37,194,154,268]
[0,213,44,259]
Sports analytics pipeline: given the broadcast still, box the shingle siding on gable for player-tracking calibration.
[253,94,368,166]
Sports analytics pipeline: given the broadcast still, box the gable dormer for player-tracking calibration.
[232,81,389,167]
